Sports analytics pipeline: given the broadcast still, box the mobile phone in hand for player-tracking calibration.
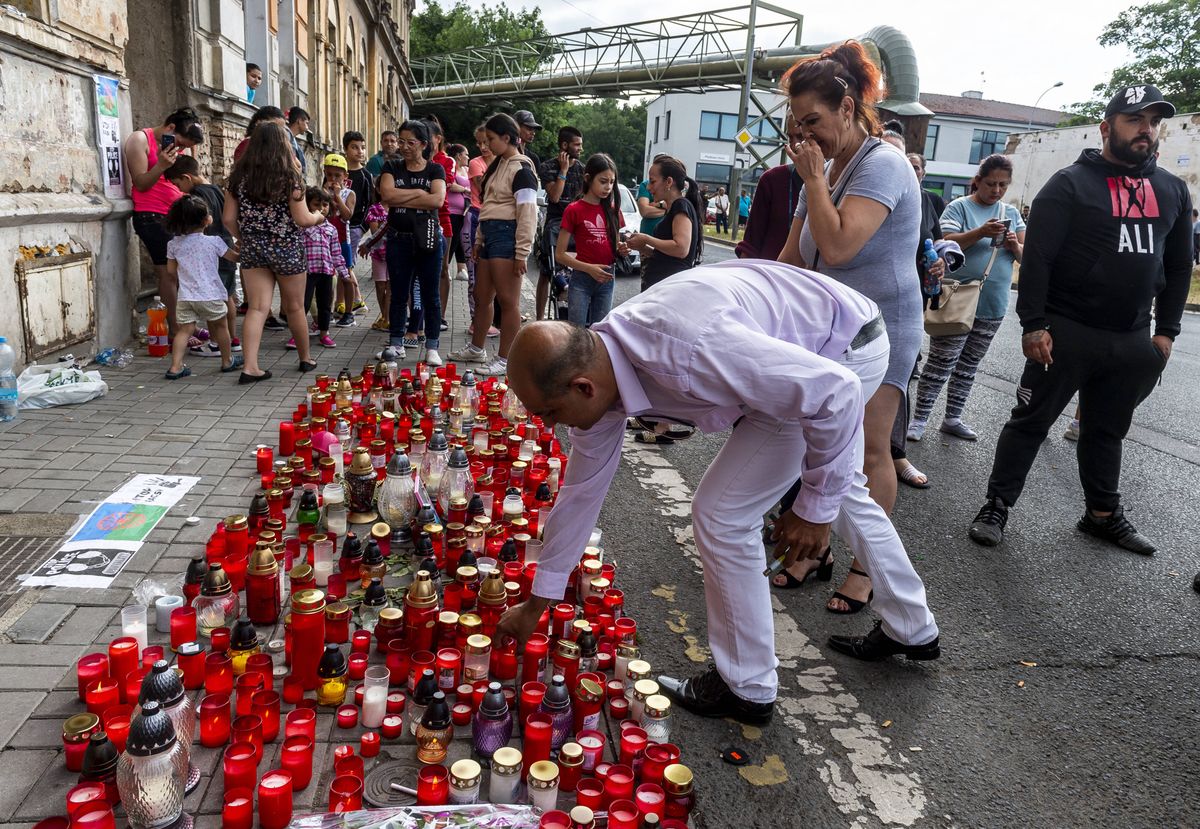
[160,134,175,150]
[990,218,1012,247]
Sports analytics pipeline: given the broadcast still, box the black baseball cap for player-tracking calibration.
[513,110,543,130]
[1104,84,1176,119]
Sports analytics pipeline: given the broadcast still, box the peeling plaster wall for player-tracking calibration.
[1007,114,1200,210]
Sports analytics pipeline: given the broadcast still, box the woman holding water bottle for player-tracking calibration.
[907,154,1024,447]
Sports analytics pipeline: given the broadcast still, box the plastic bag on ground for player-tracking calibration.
[17,364,108,409]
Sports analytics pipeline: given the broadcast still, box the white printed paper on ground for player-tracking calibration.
[21,474,199,589]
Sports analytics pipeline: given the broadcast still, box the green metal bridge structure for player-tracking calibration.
[410,2,931,236]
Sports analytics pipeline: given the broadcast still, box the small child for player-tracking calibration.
[164,155,241,357]
[360,200,390,330]
[163,195,242,379]
[295,186,348,350]
[322,153,361,327]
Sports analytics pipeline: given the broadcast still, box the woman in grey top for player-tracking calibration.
[775,41,923,614]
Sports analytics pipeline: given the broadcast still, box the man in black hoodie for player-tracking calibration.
[969,83,1191,555]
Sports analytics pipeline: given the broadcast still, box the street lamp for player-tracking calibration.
[1027,81,1064,129]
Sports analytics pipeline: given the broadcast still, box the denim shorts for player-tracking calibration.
[479,219,517,260]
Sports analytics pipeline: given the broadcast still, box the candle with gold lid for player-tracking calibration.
[448,758,482,805]
[527,760,560,813]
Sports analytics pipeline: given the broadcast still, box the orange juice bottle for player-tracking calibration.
[147,296,169,357]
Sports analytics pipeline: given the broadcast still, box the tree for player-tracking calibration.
[1066,0,1200,122]
[408,1,648,180]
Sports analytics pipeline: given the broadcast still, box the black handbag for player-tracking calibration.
[388,209,439,253]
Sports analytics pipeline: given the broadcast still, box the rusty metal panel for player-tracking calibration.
[16,253,96,359]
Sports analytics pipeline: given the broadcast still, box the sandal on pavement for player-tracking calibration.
[220,356,244,373]
[164,367,191,380]
[238,370,272,384]
[827,567,873,614]
[299,360,319,372]
[896,460,930,489]
[772,548,834,590]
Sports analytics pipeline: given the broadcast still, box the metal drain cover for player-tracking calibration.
[363,757,423,808]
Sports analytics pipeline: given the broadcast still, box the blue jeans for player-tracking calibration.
[387,231,444,349]
[567,269,614,327]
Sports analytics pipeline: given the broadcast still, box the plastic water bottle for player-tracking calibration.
[0,337,18,422]
[922,239,941,297]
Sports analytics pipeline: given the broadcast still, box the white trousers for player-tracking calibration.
[691,332,938,703]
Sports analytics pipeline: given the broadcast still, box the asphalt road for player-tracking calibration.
[583,242,1200,828]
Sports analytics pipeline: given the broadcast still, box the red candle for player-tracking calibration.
[123,668,148,707]
[252,689,282,743]
[347,653,368,680]
[615,617,636,645]
[101,707,131,753]
[575,778,604,811]
[280,422,295,456]
[280,735,314,790]
[381,714,403,739]
[141,646,165,669]
[335,753,364,781]
[205,652,234,695]
[641,743,680,786]
[199,693,232,747]
[328,774,363,813]
[523,712,553,775]
[222,788,253,829]
[351,630,372,654]
[619,727,648,767]
[245,653,273,685]
[282,675,304,705]
[231,714,264,763]
[84,680,118,718]
[386,691,405,715]
[169,607,197,652]
[106,638,138,702]
[257,770,293,829]
[222,741,258,792]
[609,697,629,720]
[235,673,264,717]
[415,765,450,806]
[65,782,108,816]
[75,654,109,702]
[636,783,667,820]
[608,799,640,829]
[360,731,380,757]
[522,633,550,686]
[68,802,115,829]
[520,681,546,724]
[435,648,462,693]
[576,729,606,772]
[538,811,571,829]
[336,704,358,728]
[211,626,231,653]
[451,702,473,726]
[257,445,274,475]
[604,764,635,807]
[284,708,316,742]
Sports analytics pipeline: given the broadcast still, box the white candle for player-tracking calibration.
[362,685,388,728]
[313,561,333,588]
[121,605,148,652]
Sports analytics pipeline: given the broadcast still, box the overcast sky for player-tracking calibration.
[446,0,1146,110]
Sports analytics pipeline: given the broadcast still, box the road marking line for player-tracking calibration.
[622,433,928,826]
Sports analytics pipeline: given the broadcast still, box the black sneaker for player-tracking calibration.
[969,496,1008,546]
[658,665,773,726]
[263,315,288,331]
[335,312,355,328]
[1077,505,1156,555]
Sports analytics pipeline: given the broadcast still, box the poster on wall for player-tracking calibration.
[94,75,124,200]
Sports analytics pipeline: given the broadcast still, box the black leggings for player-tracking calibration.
[449,213,467,262]
[305,272,333,332]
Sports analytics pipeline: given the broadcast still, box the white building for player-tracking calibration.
[642,89,1064,202]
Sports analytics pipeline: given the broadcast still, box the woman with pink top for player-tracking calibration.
[446,144,472,281]
[124,108,205,337]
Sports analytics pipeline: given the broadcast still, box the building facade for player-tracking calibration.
[0,0,412,369]
[643,88,1064,201]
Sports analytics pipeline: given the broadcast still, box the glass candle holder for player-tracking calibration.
[69,801,115,829]
[205,652,234,695]
[222,742,258,792]
[415,764,450,806]
[282,675,304,705]
[336,705,358,728]
[84,679,118,718]
[252,689,282,743]
[231,715,264,763]
[199,693,232,747]
[361,665,389,729]
[635,783,667,821]
[348,653,368,681]
[222,788,254,829]
[618,727,648,768]
[335,754,365,782]
[235,673,264,718]
[66,781,108,817]
[285,708,316,742]
[381,715,404,740]
[257,770,293,829]
[538,811,571,829]
[211,627,231,652]
[169,606,197,652]
[662,764,695,819]
[120,606,148,653]
[122,667,148,707]
[76,654,109,702]
[604,764,635,807]
[576,729,606,772]
[106,638,138,702]
[630,679,660,725]
[609,696,630,720]
[575,777,604,811]
[608,800,640,829]
[328,774,363,813]
[527,760,560,812]
[641,743,680,786]
[101,707,132,754]
[63,713,101,773]
[558,742,584,792]
[522,713,553,776]
[279,735,314,791]
[488,746,523,805]
[449,758,482,805]
[360,731,380,757]
[520,681,546,724]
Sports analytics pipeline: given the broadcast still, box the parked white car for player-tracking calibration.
[617,183,642,276]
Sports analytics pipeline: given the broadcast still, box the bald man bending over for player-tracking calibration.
[497,260,939,726]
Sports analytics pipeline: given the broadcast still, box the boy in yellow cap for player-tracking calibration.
[322,153,362,327]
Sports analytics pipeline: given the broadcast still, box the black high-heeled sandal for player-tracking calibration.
[826,566,873,614]
[771,548,834,590]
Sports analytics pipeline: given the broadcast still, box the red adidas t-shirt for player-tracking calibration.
[561,199,623,267]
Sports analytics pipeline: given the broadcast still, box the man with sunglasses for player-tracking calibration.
[498,260,940,725]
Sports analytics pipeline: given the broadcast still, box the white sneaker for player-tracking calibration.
[375,346,406,360]
[906,419,927,442]
[449,344,488,363]
[478,357,508,377]
[425,348,443,367]
[456,268,468,281]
